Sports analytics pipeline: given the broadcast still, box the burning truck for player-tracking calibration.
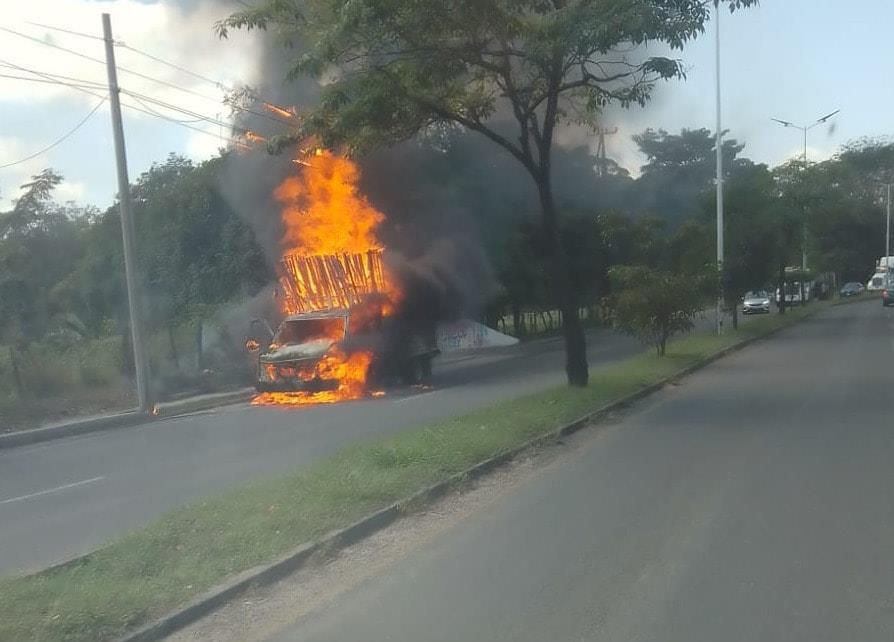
[247,249,438,401]
[245,149,438,406]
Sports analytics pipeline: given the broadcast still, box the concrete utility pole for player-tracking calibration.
[103,13,151,413]
[714,4,724,335]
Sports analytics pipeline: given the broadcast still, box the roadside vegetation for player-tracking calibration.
[4,133,890,430]
[0,303,824,642]
[606,265,708,356]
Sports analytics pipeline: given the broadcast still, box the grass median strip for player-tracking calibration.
[0,304,823,642]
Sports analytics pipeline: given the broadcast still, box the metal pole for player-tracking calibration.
[803,127,808,162]
[714,4,724,335]
[103,13,151,413]
[887,184,891,266]
[801,127,807,272]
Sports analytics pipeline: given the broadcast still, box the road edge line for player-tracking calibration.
[116,307,821,642]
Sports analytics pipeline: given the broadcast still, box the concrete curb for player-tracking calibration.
[116,309,818,642]
[0,388,255,451]
[0,411,147,449]
[152,388,255,418]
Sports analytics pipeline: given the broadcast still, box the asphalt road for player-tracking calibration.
[270,300,894,642]
[0,325,647,577]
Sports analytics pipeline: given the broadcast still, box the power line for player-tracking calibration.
[0,25,225,102]
[0,25,294,127]
[122,88,246,132]
[115,41,294,119]
[0,59,107,89]
[0,71,104,91]
[0,60,246,147]
[0,97,106,169]
[116,43,227,90]
[127,93,214,125]
[24,20,107,42]
[115,42,295,127]
[127,105,247,148]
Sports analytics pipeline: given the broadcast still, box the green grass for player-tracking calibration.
[0,303,823,642]
[0,336,134,433]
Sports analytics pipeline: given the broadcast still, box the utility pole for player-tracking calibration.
[714,3,724,335]
[103,13,151,413]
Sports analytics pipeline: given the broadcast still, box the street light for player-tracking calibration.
[714,3,724,335]
[884,184,892,268]
[771,109,840,163]
[771,109,840,277]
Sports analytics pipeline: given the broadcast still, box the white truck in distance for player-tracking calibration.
[866,256,894,290]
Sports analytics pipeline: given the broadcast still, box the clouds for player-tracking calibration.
[2,0,891,213]
[0,0,265,208]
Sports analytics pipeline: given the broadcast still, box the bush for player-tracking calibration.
[606,265,706,356]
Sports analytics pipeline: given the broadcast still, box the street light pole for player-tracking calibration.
[771,109,840,277]
[714,3,724,336]
[771,110,840,165]
[886,184,892,266]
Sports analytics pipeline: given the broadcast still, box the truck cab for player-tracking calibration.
[247,308,438,393]
[251,311,348,392]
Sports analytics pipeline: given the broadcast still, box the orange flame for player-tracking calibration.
[252,348,373,406]
[252,149,398,407]
[244,130,268,144]
[263,102,297,119]
[275,151,384,257]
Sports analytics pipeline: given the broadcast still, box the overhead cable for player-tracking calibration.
[0,97,106,169]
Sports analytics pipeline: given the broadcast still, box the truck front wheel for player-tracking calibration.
[401,355,432,386]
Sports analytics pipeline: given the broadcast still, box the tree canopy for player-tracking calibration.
[219,0,758,386]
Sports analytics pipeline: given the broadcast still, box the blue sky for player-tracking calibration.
[1,0,892,209]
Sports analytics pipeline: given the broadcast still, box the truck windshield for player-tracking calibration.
[274,317,345,345]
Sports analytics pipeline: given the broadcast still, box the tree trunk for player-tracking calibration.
[731,303,739,331]
[168,326,180,368]
[777,260,787,315]
[9,346,24,397]
[537,179,588,386]
[195,321,204,372]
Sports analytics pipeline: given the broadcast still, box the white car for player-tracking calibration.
[742,290,771,314]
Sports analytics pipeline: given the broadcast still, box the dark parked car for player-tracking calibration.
[883,278,894,307]
[840,282,864,297]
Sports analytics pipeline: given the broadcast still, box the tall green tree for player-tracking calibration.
[687,159,777,326]
[767,160,809,314]
[218,0,757,386]
[633,127,745,226]
[809,140,894,280]
[0,170,87,344]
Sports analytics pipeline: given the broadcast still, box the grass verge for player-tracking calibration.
[0,303,824,642]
